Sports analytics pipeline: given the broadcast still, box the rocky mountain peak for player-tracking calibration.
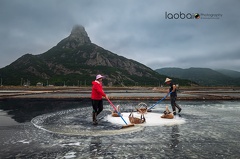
[69,25,91,44]
[59,25,91,48]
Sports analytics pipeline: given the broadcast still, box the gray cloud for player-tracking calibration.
[0,0,239,72]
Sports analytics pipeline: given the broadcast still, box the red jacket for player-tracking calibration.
[91,80,106,100]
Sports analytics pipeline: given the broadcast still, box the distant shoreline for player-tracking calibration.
[1,86,240,101]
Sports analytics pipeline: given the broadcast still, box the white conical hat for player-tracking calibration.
[164,78,172,83]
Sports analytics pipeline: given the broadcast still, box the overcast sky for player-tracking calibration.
[0,0,239,72]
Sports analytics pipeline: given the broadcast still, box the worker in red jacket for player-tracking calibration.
[91,74,108,125]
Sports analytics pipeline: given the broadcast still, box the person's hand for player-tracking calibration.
[105,95,109,99]
[166,92,171,97]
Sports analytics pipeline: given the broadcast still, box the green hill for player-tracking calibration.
[155,67,240,86]
[215,69,240,78]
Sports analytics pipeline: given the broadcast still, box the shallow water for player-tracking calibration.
[0,100,239,158]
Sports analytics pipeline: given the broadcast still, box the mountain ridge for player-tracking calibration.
[155,67,240,86]
[215,69,240,78]
[0,25,192,86]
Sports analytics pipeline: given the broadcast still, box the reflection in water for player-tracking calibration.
[0,110,19,126]
[0,99,91,123]
[170,125,180,149]
[90,137,102,158]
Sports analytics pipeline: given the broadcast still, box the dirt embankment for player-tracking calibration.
[0,86,240,100]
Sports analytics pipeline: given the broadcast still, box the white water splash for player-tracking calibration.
[17,139,31,144]
[63,151,77,159]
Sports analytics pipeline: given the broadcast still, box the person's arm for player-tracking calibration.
[172,85,176,93]
[95,83,107,98]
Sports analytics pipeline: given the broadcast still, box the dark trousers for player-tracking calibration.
[92,99,103,115]
[170,96,181,112]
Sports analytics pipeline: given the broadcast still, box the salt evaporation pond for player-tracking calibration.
[0,100,239,158]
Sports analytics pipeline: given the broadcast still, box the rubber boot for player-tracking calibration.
[172,105,176,115]
[92,113,98,125]
[175,104,182,113]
